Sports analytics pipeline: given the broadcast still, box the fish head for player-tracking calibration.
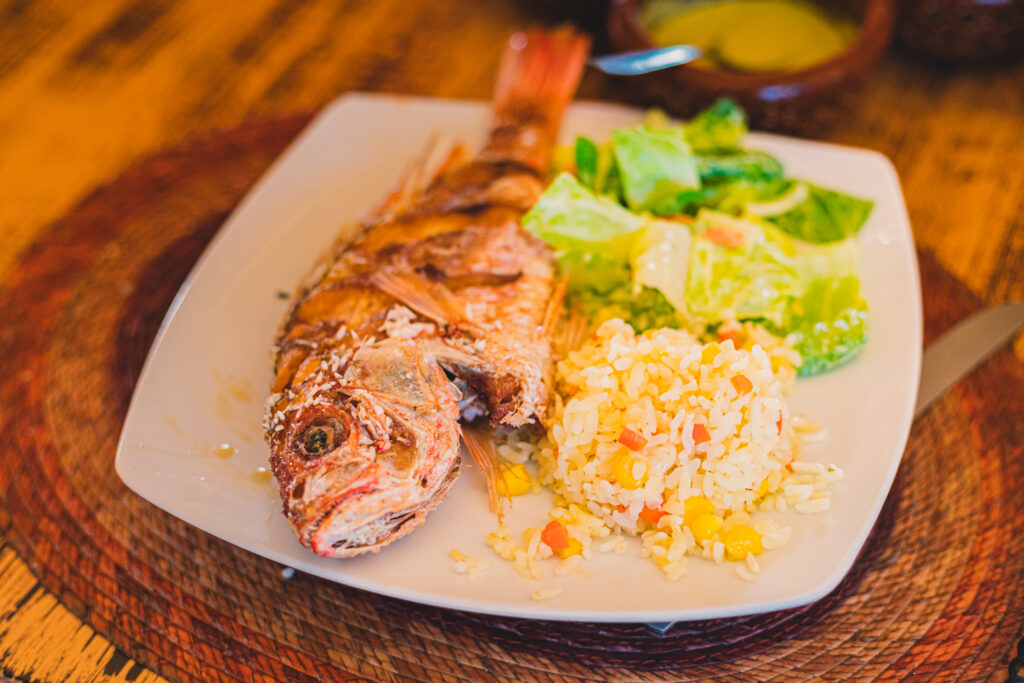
[269,338,462,557]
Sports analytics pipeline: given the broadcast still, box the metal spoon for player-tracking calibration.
[589,45,704,76]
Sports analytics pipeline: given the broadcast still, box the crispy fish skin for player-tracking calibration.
[264,29,589,558]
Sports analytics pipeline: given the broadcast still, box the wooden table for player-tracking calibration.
[1,1,1021,680]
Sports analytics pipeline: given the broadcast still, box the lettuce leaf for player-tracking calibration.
[783,237,868,375]
[763,182,873,243]
[651,177,794,217]
[555,249,631,291]
[683,211,868,375]
[522,173,694,331]
[535,103,869,374]
[787,276,867,377]
[521,173,645,261]
[685,211,800,327]
[611,125,701,211]
[574,136,600,190]
[697,150,784,185]
[632,218,692,315]
[683,99,747,152]
[574,136,623,199]
[520,172,644,289]
[655,187,720,216]
[574,282,682,332]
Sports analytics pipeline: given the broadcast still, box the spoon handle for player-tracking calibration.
[589,45,704,75]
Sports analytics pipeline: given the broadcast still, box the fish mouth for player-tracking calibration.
[308,458,461,558]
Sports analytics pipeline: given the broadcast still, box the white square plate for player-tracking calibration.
[116,94,921,622]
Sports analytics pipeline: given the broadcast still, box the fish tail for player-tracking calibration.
[482,27,590,173]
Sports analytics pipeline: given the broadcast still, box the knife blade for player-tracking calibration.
[914,301,1024,417]
[645,301,1024,635]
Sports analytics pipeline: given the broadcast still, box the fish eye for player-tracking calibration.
[296,417,346,460]
[307,429,329,451]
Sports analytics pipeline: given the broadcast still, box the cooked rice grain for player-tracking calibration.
[531,587,563,601]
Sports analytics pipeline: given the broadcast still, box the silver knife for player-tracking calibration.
[646,300,1024,634]
[914,301,1024,416]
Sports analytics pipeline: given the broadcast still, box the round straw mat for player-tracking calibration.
[0,113,1022,682]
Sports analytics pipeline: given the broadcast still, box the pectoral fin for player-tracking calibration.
[460,425,504,521]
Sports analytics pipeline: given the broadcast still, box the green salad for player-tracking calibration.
[523,100,873,377]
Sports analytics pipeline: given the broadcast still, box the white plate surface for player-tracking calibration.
[116,94,921,622]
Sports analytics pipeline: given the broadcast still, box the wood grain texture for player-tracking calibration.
[0,0,1021,680]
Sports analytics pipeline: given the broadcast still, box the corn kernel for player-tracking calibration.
[724,524,763,560]
[756,478,770,499]
[556,537,583,559]
[690,512,724,542]
[497,463,532,497]
[701,343,720,365]
[612,454,645,489]
[683,496,715,525]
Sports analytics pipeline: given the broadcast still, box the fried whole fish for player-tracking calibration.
[264,29,589,558]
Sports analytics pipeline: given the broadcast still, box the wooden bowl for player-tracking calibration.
[606,0,896,134]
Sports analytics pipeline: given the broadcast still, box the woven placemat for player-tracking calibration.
[1,112,1022,682]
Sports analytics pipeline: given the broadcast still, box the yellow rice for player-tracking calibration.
[487,318,842,584]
